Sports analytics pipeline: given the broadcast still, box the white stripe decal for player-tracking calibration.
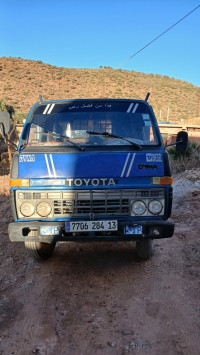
[50,154,56,177]
[47,103,55,114]
[127,103,134,113]
[43,104,51,114]
[121,153,131,177]
[132,103,139,113]
[45,154,52,177]
[126,153,136,177]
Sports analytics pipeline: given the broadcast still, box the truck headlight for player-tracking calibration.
[131,200,146,215]
[36,202,52,217]
[148,200,163,215]
[20,202,35,217]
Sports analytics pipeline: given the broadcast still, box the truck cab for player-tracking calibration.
[0,98,187,260]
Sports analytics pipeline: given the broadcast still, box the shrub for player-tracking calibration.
[0,99,15,116]
[168,141,200,173]
[13,113,27,124]
[0,99,7,111]
[168,141,200,159]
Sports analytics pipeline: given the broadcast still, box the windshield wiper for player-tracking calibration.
[31,132,85,151]
[86,131,142,150]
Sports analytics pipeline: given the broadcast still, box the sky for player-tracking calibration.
[1,0,200,87]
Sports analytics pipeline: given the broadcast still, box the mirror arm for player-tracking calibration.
[164,139,182,149]
[6,137,18,149]
[0,122,6,139]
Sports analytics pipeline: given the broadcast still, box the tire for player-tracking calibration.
[136,239,154,260]
[24,241,56,260]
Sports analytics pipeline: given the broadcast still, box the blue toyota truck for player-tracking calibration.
[0,96,187,260]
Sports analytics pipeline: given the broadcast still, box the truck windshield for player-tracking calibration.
[24,100,159,147]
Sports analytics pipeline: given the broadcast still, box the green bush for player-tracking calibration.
[13,113,27,124]
[0,99,15,116]
[0,99,8,111]
[168,141,200,160]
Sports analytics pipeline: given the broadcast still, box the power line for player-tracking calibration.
[116,4,200,69]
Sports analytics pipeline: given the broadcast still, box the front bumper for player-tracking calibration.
[8,220,174,243]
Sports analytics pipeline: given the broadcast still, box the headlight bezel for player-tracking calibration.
[20,201,35,217]
[36,202,52,217]
[131,200,147,216]
[148,200,163,215]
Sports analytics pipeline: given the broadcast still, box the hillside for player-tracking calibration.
[0,56,199,123]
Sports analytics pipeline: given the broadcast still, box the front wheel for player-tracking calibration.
[24,241,56,260]
[136,239,154,260]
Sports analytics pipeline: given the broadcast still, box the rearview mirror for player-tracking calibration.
[0,111,10,134]
[176,131,188,152]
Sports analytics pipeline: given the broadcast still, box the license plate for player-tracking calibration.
[65,220,118,232]
[40,226,59,235]
[124,225,143,235]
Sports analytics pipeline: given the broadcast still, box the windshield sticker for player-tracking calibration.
[69,103,112,111]
[127,103,139,113]
[19,154,35,163]
[127,103,134,113]
[132,103,139,113]
[146,153,162,163]
[43,103,55,114]
[81,104,93,109]
[69,105,80,110]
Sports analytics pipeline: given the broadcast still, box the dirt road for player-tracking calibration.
[0,173,199,355]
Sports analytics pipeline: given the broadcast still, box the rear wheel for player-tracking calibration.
[24,241,56,260]
[136,239,154,260]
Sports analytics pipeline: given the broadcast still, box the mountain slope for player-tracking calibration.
[0,57,199,123]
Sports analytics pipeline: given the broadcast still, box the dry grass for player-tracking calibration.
[169,155,200,174]
[0,57,200,123]
[182,117,200,125]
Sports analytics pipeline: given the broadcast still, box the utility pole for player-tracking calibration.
[196,88,200,118]
[167,106,170,122]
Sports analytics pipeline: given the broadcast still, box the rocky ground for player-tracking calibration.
[0,171,199,355]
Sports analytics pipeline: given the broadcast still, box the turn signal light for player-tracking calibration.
[10,179,30,187]
[152,177,173,185]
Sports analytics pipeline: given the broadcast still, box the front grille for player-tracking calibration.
[53,190,130,216]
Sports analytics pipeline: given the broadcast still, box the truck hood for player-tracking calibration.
[18,152,164,179]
